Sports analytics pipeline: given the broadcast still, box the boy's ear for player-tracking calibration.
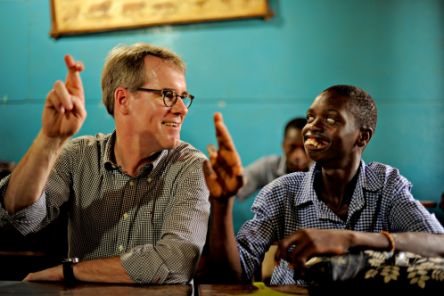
[357,127,373,147]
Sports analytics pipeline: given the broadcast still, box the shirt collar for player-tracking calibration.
[103,131,168,173]
[297,164,319,206]
[360,160,383,192]
[103,131,117,169]
[296,160,381,207]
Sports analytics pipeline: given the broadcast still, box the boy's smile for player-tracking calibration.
[304,135,330,151]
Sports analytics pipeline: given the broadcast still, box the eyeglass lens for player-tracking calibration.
[162,90,193,108]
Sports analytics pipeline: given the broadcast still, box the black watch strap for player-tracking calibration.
[63,257,79,286]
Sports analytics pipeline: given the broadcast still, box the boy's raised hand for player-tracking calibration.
[204,112,244,200]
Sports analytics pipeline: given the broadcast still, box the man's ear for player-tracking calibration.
[357,127,373,147]
[114,87,130,115]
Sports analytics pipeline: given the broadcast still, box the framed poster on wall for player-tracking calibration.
[50,0,272,38]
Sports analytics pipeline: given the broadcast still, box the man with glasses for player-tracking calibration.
[0,43,209,284]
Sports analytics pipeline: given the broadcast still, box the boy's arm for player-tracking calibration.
[203,112,245,282]
[275,228,444,274]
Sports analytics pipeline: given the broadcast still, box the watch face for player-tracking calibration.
[63,257,79,264]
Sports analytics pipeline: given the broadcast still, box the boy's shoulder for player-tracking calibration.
[364,161,411,191]
[365,161,402,177]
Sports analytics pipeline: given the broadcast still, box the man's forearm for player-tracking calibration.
[74,257,133,283]
[4,131,66,214]
[24,256,133,283]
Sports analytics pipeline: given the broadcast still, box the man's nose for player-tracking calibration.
[171,97,189,115]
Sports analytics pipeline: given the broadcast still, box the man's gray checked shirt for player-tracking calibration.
[0,132,210,284]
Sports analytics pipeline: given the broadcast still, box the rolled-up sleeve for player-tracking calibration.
[0,175,48,235]
[0,142,75,235]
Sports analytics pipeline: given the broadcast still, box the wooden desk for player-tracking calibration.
[198,282,308,295]
[0,281,192,296]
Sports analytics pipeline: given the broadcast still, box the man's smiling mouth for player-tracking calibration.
[162,121,180,128]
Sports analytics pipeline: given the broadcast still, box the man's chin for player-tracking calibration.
[164,138,181,149]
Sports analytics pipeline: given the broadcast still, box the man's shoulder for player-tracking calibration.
[156,142,207,178]
[168,141,207,162]
[69,133,110,145]
[64,133,111,153]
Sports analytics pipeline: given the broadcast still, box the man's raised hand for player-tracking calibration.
[42,54,86,140]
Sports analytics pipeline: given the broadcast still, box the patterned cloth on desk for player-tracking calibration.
[304,250,444,294]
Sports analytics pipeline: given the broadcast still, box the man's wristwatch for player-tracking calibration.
[62,257,79,286]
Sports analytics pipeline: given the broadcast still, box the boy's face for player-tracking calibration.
[302,91,361,167]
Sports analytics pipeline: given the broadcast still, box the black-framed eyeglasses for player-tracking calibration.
[136,88,194,109]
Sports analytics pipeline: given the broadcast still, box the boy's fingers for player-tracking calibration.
[206,144,218,167]
[203,160,215,180]
[207,144,217,156]
[203,160,222,198]
[214,112,237,151]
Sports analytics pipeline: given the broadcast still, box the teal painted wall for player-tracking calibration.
[1,0,443,229]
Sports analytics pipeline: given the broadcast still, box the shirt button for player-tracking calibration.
[129,181,134,186]
[147,177,152,183]
[118,245,124,252]
[123,213,129,220]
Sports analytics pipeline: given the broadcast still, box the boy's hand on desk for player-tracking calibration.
[275,228,352,273]
[204,112,244,200]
